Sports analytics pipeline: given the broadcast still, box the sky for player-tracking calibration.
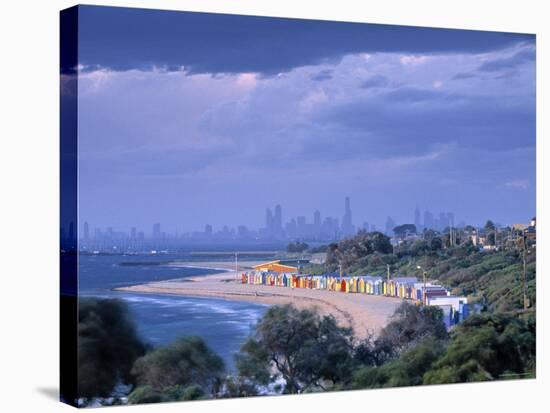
[74,5,536,234]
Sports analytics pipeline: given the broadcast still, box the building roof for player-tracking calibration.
[253,260,298,273]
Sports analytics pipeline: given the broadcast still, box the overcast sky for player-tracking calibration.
[75,5,536,234]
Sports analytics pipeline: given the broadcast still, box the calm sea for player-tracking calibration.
[78,253,269,369]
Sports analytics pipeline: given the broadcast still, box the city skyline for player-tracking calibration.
[77,195,532,248]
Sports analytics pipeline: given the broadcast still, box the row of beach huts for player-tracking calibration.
[241,261,469,329]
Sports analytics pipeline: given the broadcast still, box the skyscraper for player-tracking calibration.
[414,207,422,232]
[313,210,321,238]
[423,210,435,231]
[83,221,90,241]
[265,208,273,236]
[385,216,396,236]
[439,212,448,231]
[314,210,321,227]
[321,217,339,240]
[152,223,161,239]
[341,196,355,236]
[285,218,297,239]
[274,204,283,237]
[448,212,455,228]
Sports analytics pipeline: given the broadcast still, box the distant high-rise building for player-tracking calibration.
[448,212,455,227]
[321,217,339,240]
[274,204,282,228]
[414,207,422,232]
[152,223,161,239]
[237,225,249,239]
[130,226,137,239]
[285,218,297,239]
[83,221,90,241]
[341,196,355,236]
[274,204,283,238]
[265,208,273,236]
[297,215,306,236]
[314,210,321,227]
[385,216,396,236]
[313,210,322,238]
[439,212,448,231]
[205,224,213,236]
[423,211,435,231]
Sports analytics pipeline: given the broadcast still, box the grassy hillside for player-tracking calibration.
[304,232,536,314]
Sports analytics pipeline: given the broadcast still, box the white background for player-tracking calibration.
[0,0,547,411]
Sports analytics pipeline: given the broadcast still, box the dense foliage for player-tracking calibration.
[236,304,355,394]
[352,311,535,389]
[369,302,448,363]
[324,231,393,273]
[128,337,226,404]
[78,299,535,405]
[423,313,536,383]
[78,298,146,400]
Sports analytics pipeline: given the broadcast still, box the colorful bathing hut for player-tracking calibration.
[240,261,469,328]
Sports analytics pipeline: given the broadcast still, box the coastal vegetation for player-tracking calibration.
[76,230,535,405]
[77,302,535,405]
[309,230,535,312]
[236,304,355,394]
[78,298,146,401]
[128,336,225,404]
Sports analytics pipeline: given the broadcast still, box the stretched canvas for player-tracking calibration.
[60,5,536,407]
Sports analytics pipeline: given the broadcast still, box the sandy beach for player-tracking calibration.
[115,261,401,339]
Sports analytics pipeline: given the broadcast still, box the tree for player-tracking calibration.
[393,224,417,238]
[325,232,392,272]
[423,313,535,384]
[236,304,355,394]
[373,302,447,363]
[128,384,206,404]
[429,236,443,251]
[484,220,496,232]
[127,385,163,405]
[353,338,445,389]
[287,241,309,253]
[78,298,146,399]
[410,240,430,256]
[129,336,225,403]
[370,232,393,254]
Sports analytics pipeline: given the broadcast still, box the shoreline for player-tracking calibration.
[114,263,401,339]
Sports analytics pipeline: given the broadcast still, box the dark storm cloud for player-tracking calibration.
[313,89,535,157]
[77,5,534,75]
[310,70,334,81]
[478,47,536,72]
[360,74,390,88]
[382,87,460,103]
[452,72,477,80]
